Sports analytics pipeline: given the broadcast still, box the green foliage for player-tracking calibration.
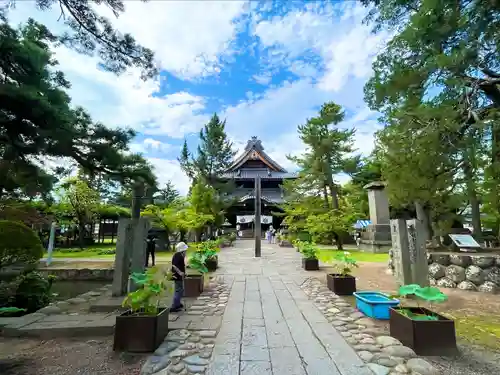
[0,20,157,200]
[331,251,359,277]
[393,284,448,321]
[284,102,362,249]
[13,271,55,313]
[296,241,319,260]
[179,114,235,182]
[122,267,172,315]
[153,181,180,207]
[363,0,500,239]
[196,240,219,260]
[0,220,44,269]
[0,307,26,315]
[187,252,209,274]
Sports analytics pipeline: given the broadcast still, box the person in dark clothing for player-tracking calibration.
[145,234,157,267]
[170,241,188,312]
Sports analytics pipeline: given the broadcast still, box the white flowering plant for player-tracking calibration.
[332,251,358,277]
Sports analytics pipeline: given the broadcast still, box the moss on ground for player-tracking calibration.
[444,312,500,351]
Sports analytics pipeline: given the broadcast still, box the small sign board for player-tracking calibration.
[449,234,481,248]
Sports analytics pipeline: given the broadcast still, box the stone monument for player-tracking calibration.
[112,183,151,296]
[389,218,429,287]
[360,181,392,253]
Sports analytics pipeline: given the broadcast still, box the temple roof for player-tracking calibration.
[226,136,288,173]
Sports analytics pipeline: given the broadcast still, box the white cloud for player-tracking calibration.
[252,3,390,92]
[148,158,190,196]
[130,138,173,155]
[96,1,247,80]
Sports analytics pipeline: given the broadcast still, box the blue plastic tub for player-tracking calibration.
[353,291,400,320]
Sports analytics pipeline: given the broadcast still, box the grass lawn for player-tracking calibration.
[318,249,389,263]
[44,243,199,259]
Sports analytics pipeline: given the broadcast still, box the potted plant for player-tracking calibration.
[184,252,208,297]
[113,267,172,353]
[326,251,358,296]
[196,240,220,272]
[300,241,319,270]
[389,284,457,355]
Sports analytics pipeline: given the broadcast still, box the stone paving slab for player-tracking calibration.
[3,313,117,338]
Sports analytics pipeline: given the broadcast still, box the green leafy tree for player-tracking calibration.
[362,0,499,239]
[59,178,100,248]
[3,1,157,79]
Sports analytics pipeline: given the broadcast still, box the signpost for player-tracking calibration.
[254,175,261,257]
[46,222,56,266]
[449,234,481,252]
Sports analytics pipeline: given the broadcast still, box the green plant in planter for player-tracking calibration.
[197,240,220,260]
[122,267,172,315]
[332,251,358,277]
[391,284,448,321]
[300,241,319,260]
[187,251,209,274]
[228,232,236,243]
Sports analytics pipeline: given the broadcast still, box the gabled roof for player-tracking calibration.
[226,136,287,173]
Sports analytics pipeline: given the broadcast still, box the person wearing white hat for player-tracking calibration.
[170,242,188,312]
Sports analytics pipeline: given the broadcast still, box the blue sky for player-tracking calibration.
[6,1,389,194]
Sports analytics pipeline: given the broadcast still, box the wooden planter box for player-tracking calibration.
[279,240,293,248]
[327,274,356,296]
[302,258,319,271]
[113,308,169,353]
[184,274,204,297]
[389,307,457,356]
[205,257,218,272]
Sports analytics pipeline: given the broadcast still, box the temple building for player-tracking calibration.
[219,136,297,237]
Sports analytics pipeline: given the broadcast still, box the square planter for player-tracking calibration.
[302,258,319,271]
[205,257,218,272]
[184,274,204,297]
[327,274,356,296]
[389,307,457,356]
[113,307,169,353]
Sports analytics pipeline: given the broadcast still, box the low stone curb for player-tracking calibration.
[0,284,114,338]
[300,277,441,375]
[141,276,231,375]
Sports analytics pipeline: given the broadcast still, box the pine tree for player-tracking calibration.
[194,113,236,181]
[3,0,157,79]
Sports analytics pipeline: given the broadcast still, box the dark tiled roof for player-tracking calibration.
[226,136,288,173]
[221,168,297,180]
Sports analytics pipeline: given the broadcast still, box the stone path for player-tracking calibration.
[141,240,440,375]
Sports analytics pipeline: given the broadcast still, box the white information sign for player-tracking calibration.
[449,234,481,248]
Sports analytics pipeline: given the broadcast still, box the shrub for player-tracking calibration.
[13,271,55,313]
[0,220,44,269]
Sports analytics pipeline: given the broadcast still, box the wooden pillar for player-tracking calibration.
[255,175,261,257]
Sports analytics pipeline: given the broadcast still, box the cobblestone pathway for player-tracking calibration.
[142,241,440,375]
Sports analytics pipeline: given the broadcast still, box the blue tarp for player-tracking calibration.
[353,220,371,229]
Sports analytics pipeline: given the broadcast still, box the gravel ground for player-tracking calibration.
[0,336,147,375]
[426,343,500,375]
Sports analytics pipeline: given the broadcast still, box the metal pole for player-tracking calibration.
[255,175,261,257]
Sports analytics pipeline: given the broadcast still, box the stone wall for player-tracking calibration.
[427,253,500,294]
[38,268,114,281]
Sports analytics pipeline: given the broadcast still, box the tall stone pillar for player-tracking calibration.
[360,181,392,253]
[254,175,261,257]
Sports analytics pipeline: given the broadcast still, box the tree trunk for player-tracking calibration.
[463,153,482,241]
[78,222,86,249]
[415,201,432,241]
[322,183,329,208]
[490,123,500,240]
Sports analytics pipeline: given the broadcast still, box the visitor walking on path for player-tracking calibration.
[170,242,188,313]
[145,234,157,267]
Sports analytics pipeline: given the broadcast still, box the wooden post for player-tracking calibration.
[255,176,261,257]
